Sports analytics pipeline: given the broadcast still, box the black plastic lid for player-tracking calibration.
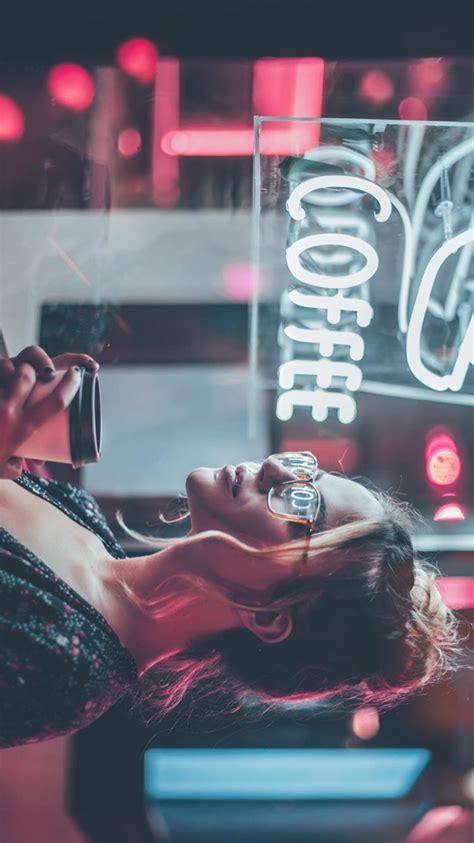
[69,369,102,469]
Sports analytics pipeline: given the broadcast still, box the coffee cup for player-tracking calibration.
[13,367,102,468]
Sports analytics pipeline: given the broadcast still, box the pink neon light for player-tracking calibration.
[433,503,466,522]
[0,93,25,141]
[161,57,324,158]
[117,38,158,84]
[161,127,327,157]
[436,577,474,610]
[254,57,324,150]
[118,128,141,157]
[398,96,428,121]
[360,70,394,105]
[253,58,324,114]
[162,128,252,156]
[48,64,95,112]
[152,58,180,206]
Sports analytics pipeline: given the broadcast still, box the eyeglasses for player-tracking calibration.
[266,451,322,574]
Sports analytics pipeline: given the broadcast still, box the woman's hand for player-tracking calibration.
[0,345,99,480]
[12,347,99,378]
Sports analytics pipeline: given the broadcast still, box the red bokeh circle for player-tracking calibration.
[117,38,158,84]
[48,64,95,112]
[0,94,25,141]
[118,128,142,157]
[360,70,394,105]
[398,96,428,121]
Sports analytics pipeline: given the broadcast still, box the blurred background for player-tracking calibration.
[0,1,473,841]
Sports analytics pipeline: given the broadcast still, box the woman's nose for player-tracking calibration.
[257,456,297,492]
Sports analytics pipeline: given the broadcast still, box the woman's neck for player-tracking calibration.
[94,548,239,676]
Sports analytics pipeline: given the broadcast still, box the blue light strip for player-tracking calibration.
[144,748,431,801]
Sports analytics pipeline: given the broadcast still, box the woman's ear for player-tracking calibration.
[237,608,293,644]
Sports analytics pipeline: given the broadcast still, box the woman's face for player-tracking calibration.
[186,455,382,546]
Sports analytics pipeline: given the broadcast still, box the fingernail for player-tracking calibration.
[73,366,81,373]
[43,367,55,377]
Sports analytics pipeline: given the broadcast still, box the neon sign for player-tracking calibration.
[277,168,393,424]
[275,141,474,425]
[406,226,474,392]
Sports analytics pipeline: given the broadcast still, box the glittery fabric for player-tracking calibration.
[0,471,139,748]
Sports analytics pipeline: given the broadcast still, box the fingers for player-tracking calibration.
[52,353,99,373]
[3,362,37,404]
[1,457,24,481]
[0,364,81,471]
[12,345,56,381]
[24,459,48,477]
[24,367,82,432]
[0,358,16,385]
[3,347,99,387]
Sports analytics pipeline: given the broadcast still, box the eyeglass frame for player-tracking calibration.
[265,451,322,575]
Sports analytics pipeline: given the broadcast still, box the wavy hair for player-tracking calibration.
[116,493,465,727]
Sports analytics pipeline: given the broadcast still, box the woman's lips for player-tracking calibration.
[223,465,236,496]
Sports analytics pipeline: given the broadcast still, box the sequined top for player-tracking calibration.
[0,470,139,748]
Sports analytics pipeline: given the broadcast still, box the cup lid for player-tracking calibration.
[69,369,102,468]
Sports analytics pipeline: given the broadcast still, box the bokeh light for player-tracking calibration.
[427,447,461,486]
[117,38,158,84]
[411,58,446,92]
[0,94,25,141]
[118,128,142,157]
[360,70,394,105]
[433,503,466,522]
[398,96,428,120]
[48,64,95,112]
[426,432,461,486]
[222,263,264,301]
[351,707,380,741]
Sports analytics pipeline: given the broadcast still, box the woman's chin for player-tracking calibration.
[186,466,213,492]
[185,468,224,534]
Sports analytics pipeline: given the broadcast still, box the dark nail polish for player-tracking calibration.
[43,367,55,377]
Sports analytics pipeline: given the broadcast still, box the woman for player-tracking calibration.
[0,345,462,747]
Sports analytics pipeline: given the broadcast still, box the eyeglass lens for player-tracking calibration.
[268,452,320,520]
[269,482,320,519]
[273,452,317,480]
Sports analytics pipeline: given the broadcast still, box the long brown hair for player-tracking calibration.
[117,493,465,726]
